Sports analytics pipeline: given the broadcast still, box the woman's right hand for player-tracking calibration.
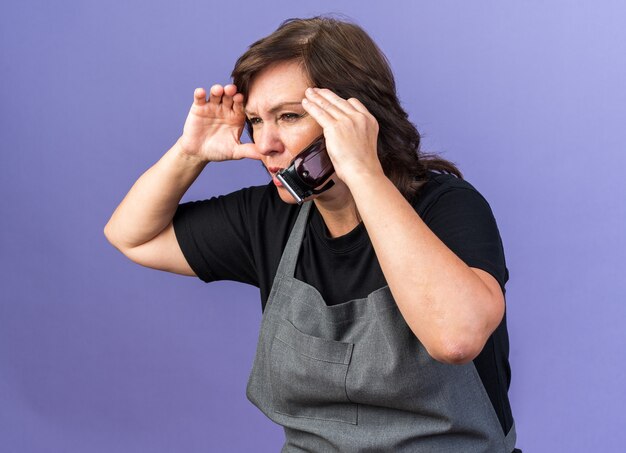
[177,84,261,163]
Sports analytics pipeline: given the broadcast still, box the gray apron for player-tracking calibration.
[247,201,517,452]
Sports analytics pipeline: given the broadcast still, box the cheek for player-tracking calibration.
[287,123,324,153]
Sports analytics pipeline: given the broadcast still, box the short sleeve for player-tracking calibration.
[421,187,509,292]
[172,188,259,285]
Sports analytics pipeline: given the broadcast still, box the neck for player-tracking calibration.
[313,180,361,238]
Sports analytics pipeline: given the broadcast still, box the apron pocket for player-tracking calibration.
[269,320,357,425]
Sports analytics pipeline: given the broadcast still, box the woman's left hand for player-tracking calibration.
[302,87,383,186]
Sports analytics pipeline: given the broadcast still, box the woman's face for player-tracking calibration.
[245,60,324,204]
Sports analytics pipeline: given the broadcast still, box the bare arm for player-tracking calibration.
[104,142,207,275]
[104,84,261,274]
[302,87,504,364]
[347,174,504,365]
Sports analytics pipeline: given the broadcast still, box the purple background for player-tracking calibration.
[2,1,625,451]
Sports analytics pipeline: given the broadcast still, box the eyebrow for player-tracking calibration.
[244,101,303,117]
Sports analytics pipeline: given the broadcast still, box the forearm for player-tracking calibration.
[104,139,208,250]
[348,171,503,363]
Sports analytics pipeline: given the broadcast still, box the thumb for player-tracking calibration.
[232,143,263,161]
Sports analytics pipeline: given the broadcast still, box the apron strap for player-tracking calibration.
[505,421,517,452]
[275,201,312,279]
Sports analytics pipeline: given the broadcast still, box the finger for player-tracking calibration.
[193,88,207,106]
[232,143,263,161]
[301,97,334,129]
[208,84,224,105]
[347,97,369,114]
[313,88,354,114]
[222,84,237,109]
[233,93,245,115]
[223,84,237,97]
[304,87,344,119]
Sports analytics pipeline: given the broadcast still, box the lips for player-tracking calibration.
[268,166,284,176]
[268,166,288,180]
[267,166,286,187]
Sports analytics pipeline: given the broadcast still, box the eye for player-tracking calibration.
[279,113,302,122]
[248,117,262,125]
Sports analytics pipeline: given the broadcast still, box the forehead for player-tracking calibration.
[246,61,310,113]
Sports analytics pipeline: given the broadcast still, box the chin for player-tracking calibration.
[276,186,301,205]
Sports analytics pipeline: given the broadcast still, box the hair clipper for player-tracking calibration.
[275,136,335,204]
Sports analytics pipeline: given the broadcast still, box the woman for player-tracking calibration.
[105,16,520,452]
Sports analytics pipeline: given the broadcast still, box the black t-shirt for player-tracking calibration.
[173,171,514,434]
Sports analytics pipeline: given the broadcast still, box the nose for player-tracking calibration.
[254,124,285,156]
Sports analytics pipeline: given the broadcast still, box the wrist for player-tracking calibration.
[341,163,385,191]
[173,138,210,167]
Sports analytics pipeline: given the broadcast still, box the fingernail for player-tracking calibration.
[302,98,309,104]
[305,87,313,95]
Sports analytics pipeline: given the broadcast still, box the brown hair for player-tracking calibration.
[231,16,462,200]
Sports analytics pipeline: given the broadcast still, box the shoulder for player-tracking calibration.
[191,182,301,253]
[412,172,508,290]
[414,171,483,202]
[172,183,299,285]
[412,172,494,219]
[176,183,289,220]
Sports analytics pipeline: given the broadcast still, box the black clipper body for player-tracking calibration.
[276,136,335,204]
